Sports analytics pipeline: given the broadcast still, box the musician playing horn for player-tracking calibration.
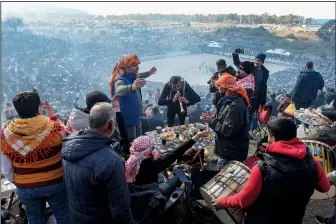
[158,76,200,127]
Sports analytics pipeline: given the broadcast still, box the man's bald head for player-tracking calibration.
[89,102,115,130]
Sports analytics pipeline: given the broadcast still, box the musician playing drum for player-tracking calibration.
[212,118,330,224]
[158,76,200,127]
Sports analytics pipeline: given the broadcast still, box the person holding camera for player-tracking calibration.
[233,49,269,130]
[158,76,200,127]
[208,59,236,93]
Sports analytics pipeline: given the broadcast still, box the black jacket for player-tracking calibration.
[246,149,318,224]
[134,139,196,185]
[233,53,269,105]
[158,80,201,113]
[209,96,249,161]
[208,66,236,93]
[291,69,324,104]
[62,130,133,224]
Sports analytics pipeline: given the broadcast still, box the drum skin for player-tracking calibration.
[302,140,336,200]
[302,140,335,174]
[200,161,250,224]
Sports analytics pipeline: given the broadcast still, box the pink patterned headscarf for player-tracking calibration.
[125,136,156,183]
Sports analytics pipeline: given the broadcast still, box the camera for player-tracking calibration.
[236,48,245,54]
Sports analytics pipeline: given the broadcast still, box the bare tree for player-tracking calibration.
[4,17,24,32]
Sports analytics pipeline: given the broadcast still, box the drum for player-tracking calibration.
[244,156,260,169]
[302,140,335,174]
[302,139,336,200]
[200,161,250,224]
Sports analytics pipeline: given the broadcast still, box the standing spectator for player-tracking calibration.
[236,61,256,100]
[202,74,249,170]
[1,90,69,224]
[233,50,269,130]
[208,59,236,93]
[110,54,157,141]
[291,62,324,109]
[62,103,133,224]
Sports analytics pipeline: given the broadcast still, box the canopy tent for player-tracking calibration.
[266,49,293,56]
[207,41,221,48]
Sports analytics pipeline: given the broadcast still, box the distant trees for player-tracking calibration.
[3,17,24,32]
[104,13,305,25]
[316,19,336,42]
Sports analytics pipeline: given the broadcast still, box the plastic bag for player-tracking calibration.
[284,103,296,116]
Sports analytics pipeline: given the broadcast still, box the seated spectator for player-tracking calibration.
[312,90,326,108]
[125,128,209,185]
[4,103,16,121]
[325,88,336,105]
[265,93,280,117]
[189,103,204,124]
[62,102,133,224]
[1,90,69,224]
[149,106,164,131]
[65,91,112,133]
[277,93,293,119]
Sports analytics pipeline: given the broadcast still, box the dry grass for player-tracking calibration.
[270,29,319,41]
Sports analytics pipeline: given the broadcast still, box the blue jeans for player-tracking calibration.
[248,98,260,131]
[217,157,230,171]
[16,180,69,224]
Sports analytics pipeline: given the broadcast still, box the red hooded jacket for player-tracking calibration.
[220,137,330,208]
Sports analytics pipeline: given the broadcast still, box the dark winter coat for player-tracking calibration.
[209,96,249,161]
[62,129,133,224]
[291,69,324,104]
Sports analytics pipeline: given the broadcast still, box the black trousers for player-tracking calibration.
[167,107,186,127]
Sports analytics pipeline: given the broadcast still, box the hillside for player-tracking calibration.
[2,6,92,20]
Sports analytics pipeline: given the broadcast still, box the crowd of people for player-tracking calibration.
[2,26,336,224]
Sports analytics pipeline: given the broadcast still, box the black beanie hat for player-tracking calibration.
[86,91,111,111]
[239,61,254,74]
[255,53,266,63]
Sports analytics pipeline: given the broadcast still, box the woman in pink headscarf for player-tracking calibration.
[125,128,210,185]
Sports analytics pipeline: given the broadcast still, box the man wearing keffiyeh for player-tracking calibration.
[110,54,157,141]
[201,74,250,170]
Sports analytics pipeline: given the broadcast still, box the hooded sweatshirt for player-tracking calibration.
[219,137,330,208]
[62,129,133,224]
[65,107,89,133]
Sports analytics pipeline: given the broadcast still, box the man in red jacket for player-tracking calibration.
[212,118,330,224]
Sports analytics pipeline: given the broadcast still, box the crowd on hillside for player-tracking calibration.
[2,24,336,224]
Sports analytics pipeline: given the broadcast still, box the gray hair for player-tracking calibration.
[89,102,115,129]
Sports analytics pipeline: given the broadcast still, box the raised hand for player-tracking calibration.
[132,78,146,91]
[149,66,157,75]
